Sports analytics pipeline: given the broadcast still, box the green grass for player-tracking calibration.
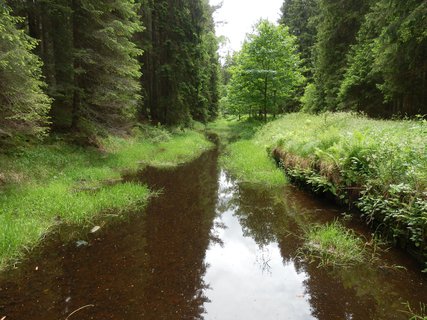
[300,220,367,267]
[264,112,427,260]
[0,127,213,269]
[207,117,287,187]
[222,140,286,187]
[205,116,263,143]
[211,112,426,264]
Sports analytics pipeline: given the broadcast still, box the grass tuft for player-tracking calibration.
[401,302,427,320]
[299,220,367,267]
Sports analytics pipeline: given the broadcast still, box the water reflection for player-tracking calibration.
[0,150,426,320]
[203,171,315,320]
[0,149,220,320]
[203,170,427,320]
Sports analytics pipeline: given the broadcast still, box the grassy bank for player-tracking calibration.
[206,117,287,187]
[266,113,426,263]
[0,127,213,269]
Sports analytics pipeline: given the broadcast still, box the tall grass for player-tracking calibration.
[0,127,213,269]
[266,112,426,262]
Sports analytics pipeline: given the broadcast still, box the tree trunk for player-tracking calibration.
[263,75,268,122]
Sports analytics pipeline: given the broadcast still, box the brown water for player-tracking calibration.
[0,149,426,320]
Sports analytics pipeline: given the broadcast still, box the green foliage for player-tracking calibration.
[309,0,371,112]
[269,113,427,259]
[293,0,427,116]
[0,127,212,269]
[340,0,427,116]
[402,302,427,320]
[0,5,51,141]
[205,116,262,143]
[279,0,318,79]
[7,0,143,133]
[72,0,143,132]
[208,117,287,187]
[222,140,286,187]
[299,221,367,267]
[224,20,305,120]
[139,0,220,126]
[301,83,321,112]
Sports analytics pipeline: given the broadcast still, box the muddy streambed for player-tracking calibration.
[0,149,426,320]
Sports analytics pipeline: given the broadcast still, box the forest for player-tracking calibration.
[0,0,220,145]
[0,0,427,319]
[1,0,426,144]
[222,0,427,119]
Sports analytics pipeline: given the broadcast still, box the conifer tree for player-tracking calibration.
[340,0,427,116]
[0,5,51,140]
[307,0,371,112]
[139,0,219,126]
[279,0,318,78]
[71,0,143,132]
[8,0,143,133]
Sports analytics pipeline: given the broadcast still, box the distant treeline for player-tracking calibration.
[0,0,220,144]
[280,0,427,117]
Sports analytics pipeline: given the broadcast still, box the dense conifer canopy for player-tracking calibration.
[279,0,427,116]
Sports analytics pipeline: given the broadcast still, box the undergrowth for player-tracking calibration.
[267,113,427,263]
[0,126,212,269]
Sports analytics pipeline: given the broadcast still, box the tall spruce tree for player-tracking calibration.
[339,0,427,117]
[71,0,143,133]
[8,0,143,134]
[279,0,318,78]
[193,0,220,122]
[139,0,219,126]
[307,0,371,112]
[0,5,51,141]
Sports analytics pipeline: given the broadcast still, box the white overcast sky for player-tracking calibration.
[209,0,283,56]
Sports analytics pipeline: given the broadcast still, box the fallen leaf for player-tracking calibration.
[90,226,101,233]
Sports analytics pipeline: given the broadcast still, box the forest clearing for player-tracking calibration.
[0,0,426,319]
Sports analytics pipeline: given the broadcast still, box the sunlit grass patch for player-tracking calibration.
[299,221,367,267]
[222,140,286,187]
[0,182,149,269]
[206,116,263,143]
[267,112,427,263]
[207,117,286,186]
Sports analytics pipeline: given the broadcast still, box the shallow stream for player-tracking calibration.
[0,149,426,319]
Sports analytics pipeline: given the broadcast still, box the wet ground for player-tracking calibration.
[0,149,426,320]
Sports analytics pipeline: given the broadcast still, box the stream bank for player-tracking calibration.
[0,128,213,269]
[0,147,426,320]
[208,114,427,268]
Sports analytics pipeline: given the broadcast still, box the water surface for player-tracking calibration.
[0,149,425,320]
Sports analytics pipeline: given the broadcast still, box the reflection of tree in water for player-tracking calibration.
[137,149,220,319]
[230,181,427,320]
[231,182,309,255]
[0,150,220,320]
